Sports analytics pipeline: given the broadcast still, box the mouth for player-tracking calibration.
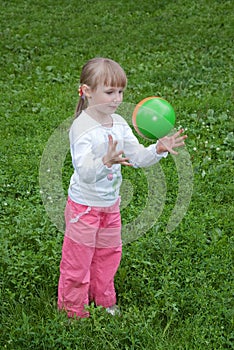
[109,104,119,109]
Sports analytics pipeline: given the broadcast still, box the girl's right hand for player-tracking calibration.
[156,128,187,155]
[102,135,132,168]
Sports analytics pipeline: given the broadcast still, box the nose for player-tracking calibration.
[114,91,122,102]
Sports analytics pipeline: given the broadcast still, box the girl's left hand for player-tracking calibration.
[103,134,132,167]
[156,129,187,155]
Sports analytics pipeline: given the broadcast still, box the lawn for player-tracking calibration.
[0,0,233,349]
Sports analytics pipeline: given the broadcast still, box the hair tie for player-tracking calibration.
[78,85,85,100]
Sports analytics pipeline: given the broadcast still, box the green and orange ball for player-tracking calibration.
[132,96,176,140]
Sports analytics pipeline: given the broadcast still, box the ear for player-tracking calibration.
[82,84,92,98]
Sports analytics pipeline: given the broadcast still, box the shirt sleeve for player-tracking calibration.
[70,133,113,184]
[122,121,168,167]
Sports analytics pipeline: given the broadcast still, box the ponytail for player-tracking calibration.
[75,84,87,118]
[75,96,87,118]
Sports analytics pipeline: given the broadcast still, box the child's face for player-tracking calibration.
[87,85,124,117]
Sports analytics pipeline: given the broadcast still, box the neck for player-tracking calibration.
[85,108,113,127]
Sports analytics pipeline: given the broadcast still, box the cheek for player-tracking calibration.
[102,95,112,104]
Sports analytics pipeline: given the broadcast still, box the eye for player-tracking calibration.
[105,89,114,95]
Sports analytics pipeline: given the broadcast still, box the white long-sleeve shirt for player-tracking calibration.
[68,111,168,207]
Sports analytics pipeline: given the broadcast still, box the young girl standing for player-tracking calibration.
[58,57,187,318]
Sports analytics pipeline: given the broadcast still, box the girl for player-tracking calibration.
[58,57,187,318]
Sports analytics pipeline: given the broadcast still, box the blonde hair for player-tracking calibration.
[75,57,127,117]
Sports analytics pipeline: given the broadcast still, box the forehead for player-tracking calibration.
[94,64,127,88]
[102,85,124,90]
[93,84,124,92]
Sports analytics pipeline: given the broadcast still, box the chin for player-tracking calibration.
[109,106,117,112]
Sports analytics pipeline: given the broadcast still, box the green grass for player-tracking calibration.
[0,0,233,349]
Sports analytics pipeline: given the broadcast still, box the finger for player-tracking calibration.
[121,161,133,167]
[119,158,133,166]
[108,134,113,145]
[108,135,119,151]
[168,148,178,155]
[114,154,132,165]
[113,140,118,149]
[173,128,185,138]
[115,150,124,157]
[175,141,185,148]
[175,135,187,143]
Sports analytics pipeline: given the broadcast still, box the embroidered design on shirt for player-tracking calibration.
[107,173,113,181]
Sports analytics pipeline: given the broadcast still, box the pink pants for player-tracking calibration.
[58,197,122,318]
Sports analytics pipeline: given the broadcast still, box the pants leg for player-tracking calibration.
[58,236,94,318]
[89,245,122,307]
[57,199,98,318]
[89,210,122,308]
